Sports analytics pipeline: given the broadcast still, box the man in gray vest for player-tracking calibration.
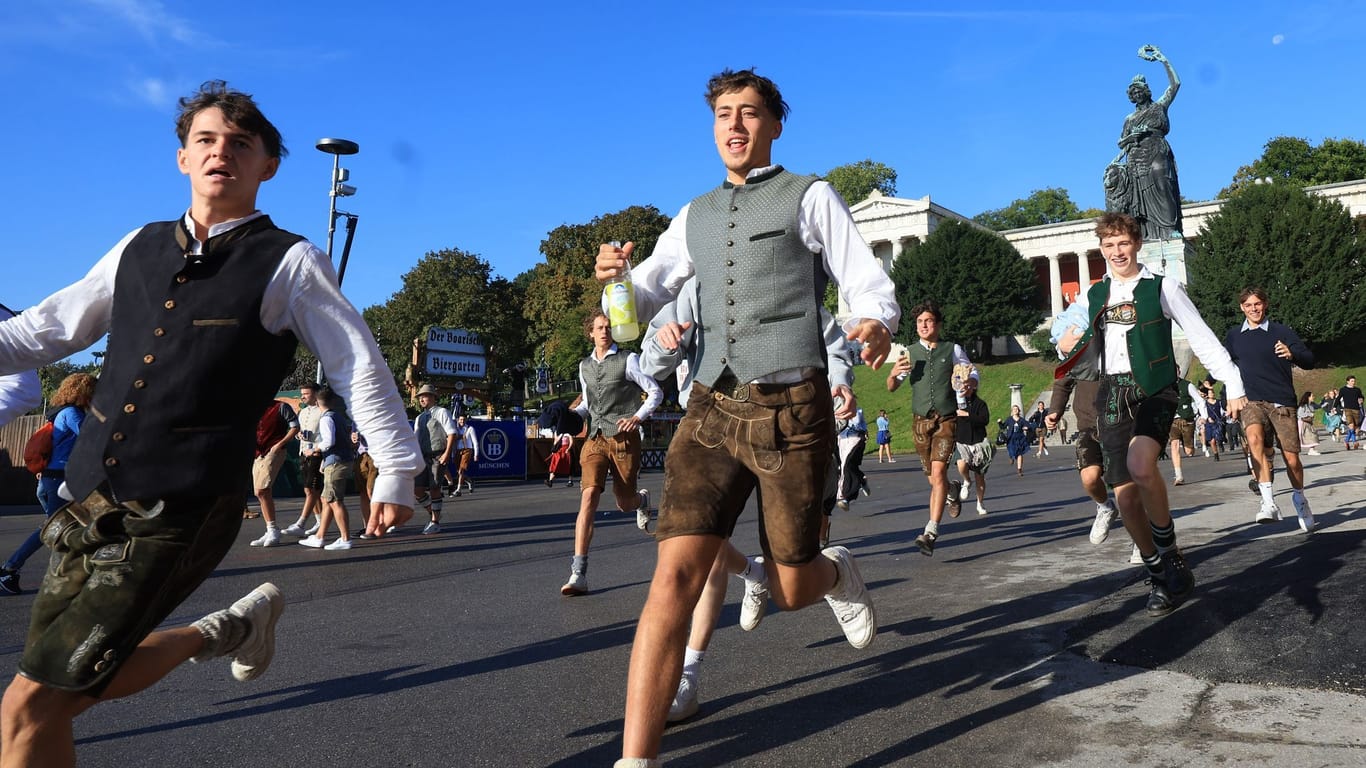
[886,299,976,556]
[595,68,898,768]
[0,81,421,767]
[414,384,457,534]
[561,310,663,596]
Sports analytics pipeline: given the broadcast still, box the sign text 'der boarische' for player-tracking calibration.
[426,327,483,355]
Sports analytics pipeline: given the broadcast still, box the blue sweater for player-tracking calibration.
[1224,320,1313,406]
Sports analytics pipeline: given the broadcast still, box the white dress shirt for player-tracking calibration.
[0,211,422,506]
[0,304,40,426]
[627,166,901,347]
[1099,266,1245,400]
[575,345,663,424]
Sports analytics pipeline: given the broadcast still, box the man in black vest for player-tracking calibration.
[0,81,421,767]
[595,69,898,768]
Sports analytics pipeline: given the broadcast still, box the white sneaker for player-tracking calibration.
[739,559,769,631]
[959,482,971,502]
[1129,544,1143,565]
[304,522,320,536]
[385,525,399,534]
[281,523,307,536]
[226,583,284,681]
[422,522,442,535]
[298,535,325,548]
[560,570,587,596]
[250,529,282,547]
[635,489,653,533]
[822,546,876,649]
[324,538,353,551]
[976,503,989,516]
[667,673,700,722]
[1307,449,1322,456]
[1256,500,1282,524]
[1089,501,1118,545]
[1291,492,1318,533]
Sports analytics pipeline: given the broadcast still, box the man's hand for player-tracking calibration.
[616,415,642,433]
[1045,413,1059,430]
[438,453,450,465]
[595,241,635,282]
[653,321,693,351]
[1274,340,1293,360]
[1057,326,1084,355]
[847,319,891,369]
[886,353,910,391]
[832,384,856,420]
[1226,396,1249,420]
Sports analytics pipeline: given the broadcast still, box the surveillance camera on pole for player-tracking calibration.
[314,138,360,382]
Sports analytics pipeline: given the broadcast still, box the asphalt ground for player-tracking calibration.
[1,437,1363,767]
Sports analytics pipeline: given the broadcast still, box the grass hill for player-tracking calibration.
[852,353,1365,455]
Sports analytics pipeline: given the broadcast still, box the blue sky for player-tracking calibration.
[3,1,1361,362]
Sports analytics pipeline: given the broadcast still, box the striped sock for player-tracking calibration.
[1141,549,1164,577]
[1151,521,1177,553]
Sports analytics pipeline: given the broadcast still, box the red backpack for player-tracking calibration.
[23,420,54,474]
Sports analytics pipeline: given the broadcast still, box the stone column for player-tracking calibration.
[1047,253,1064,317]
[1009,383,1024,415]
[1077,251,1091,297]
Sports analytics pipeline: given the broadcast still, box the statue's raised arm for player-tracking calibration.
[1139,44,1180,107]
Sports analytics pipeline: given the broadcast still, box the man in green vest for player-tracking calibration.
[1058,212,1246,617]
[886,299,976,556]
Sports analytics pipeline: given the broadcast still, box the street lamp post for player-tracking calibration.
[314,137,360,383]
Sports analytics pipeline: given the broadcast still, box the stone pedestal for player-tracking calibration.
[1139,237,1197,376]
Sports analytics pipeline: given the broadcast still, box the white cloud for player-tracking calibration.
[82,0,198,46]
[129,77,170,108]
[1272,33,1285,45]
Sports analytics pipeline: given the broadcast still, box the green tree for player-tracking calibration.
[1220,136,1366,197]
[973,188,1084,231]
[889,220,1040,358]
[1188,182,1366,345]
[823,159,897,206]
[362,247,530,393]
[522,205,672,378]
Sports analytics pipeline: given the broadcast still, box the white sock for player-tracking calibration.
[739,555,764,582]
[925,519,940,537]
[683,647,704,678]
[1259,482,1275,504]
[266,522,279,532]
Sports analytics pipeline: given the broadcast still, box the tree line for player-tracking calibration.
[38,137,1364,408]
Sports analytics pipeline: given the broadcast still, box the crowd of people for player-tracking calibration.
[0,70,1361,768]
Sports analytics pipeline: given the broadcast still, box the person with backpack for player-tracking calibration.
[1,373,97,595]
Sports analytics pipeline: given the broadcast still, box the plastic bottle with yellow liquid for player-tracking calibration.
[604,241,639,342]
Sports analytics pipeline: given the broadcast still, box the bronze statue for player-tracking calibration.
[1105,44,1183,241]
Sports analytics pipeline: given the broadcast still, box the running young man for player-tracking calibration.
[1224,287,1317,532]
[595,69,898,768]
[0,81,420,768]
[561,310,663,596]
[1058,212,1245,617]
[886,299,976,555]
